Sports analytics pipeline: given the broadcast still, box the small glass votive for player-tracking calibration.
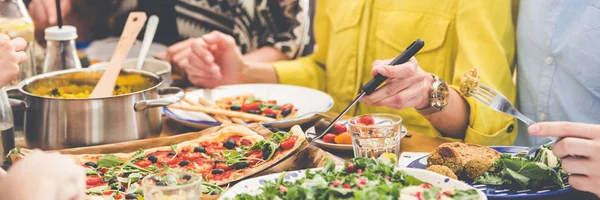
[348,114,404,164]
[142,170,203,200]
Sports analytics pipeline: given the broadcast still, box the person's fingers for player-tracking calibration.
[42,0,58,25]
[0,34,10,41]
[190,39,215,64]
[369,83,424,110]
[568,174,600,194]
[15,51,27,64]
[187,48,220,77]
[362,76,416,104]
[10,38,27,52]
[528,122,600,140]
[0,168,7,181]
[167,38,194,56]
[370,59,392,76]
[371,57,418,79]
[553,137,599,158]
[561,156,600,176]
[171,48,192,64]
[201,31,237,51]
[187,50,219,75]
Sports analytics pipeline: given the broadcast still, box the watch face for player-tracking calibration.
[432,82,450,108]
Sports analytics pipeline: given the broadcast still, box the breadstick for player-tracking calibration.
[184,97,231,123]
[231,118,246,124]
[168,104,277,122]
[197,97,246,123]
[196,97,237,123]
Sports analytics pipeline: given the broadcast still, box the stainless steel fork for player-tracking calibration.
[469,83,557,157]
[469,83,536,126]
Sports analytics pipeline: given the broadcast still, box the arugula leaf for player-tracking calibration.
[222,150,248,165]
[423,187,442,200]
[244,97,256,104]
[473,172,504,186]
[97,154,123,168]
[126,182,141,194]
[131,149,146,162]
[86,185,108,194]
[269,131,291,143]
[501,168,530,190]
[5,148,19,160]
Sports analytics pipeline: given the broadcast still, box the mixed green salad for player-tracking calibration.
[474,146,569,191]
[234,157,480,200]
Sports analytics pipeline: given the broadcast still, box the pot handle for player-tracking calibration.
[9,98,27,112]
[134,87,185,111]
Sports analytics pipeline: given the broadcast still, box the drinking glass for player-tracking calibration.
[142,170,203,200]
[348,114,404,164]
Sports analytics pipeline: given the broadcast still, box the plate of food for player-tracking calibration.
[219,157,486,200]
[9,124,307,200]
[307,117,407,151]
[164,84,334,129]
[407,143,572,198]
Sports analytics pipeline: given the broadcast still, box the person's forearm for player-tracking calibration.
[243,46,289,63]
[241,61,279,84]
[421,88,469,139]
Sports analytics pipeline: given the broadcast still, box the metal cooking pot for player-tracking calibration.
[12,68,185,150]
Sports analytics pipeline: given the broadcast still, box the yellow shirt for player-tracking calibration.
[273,0,517,145]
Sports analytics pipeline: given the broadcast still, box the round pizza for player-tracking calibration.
[9,125,306,200]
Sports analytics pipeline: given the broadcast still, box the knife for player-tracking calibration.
[304,38,425,148]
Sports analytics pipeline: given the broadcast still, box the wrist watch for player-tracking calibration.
[416,74,450,115]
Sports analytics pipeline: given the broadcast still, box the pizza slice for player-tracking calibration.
[8,125,306,200]
[214,94,298,121]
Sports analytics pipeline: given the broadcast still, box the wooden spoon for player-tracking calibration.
[89,12,147,98]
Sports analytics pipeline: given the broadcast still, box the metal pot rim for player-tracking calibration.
[17,68,163,100]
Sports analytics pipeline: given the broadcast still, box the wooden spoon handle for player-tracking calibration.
[89,12,147,98]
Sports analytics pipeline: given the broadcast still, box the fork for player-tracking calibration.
[469,83,555,157]
[469,83,536,126]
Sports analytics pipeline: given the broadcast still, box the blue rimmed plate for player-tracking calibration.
[218,167,487,200]
[163,84,334,129]
[406,146,573,198]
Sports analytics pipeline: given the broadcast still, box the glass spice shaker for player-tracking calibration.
[0,87,15,168]
[42,25,82,73]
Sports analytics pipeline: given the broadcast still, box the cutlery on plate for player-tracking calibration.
[299,39,425,151]
[469,80,557,157]
[515,137,556,157]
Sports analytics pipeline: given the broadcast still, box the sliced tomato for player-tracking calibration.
[86,175,104,188]
[241,102,260,112]
[263,108,276,115]
[240,139,253,146]
[246,151,263,165]
[166,157,183,165]
[267,100,278,104]
[228,136,242,143]
[280,136,298,150]
[210,171,233,181]
[215,163,232,171]
[134,160,152,168]
[280,103,294,111]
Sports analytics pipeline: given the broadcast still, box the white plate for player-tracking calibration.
[307,120,408,151]
[164,84,334,129]
[219,166,487,200]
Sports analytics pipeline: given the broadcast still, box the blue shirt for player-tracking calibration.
[516,0,600,146]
